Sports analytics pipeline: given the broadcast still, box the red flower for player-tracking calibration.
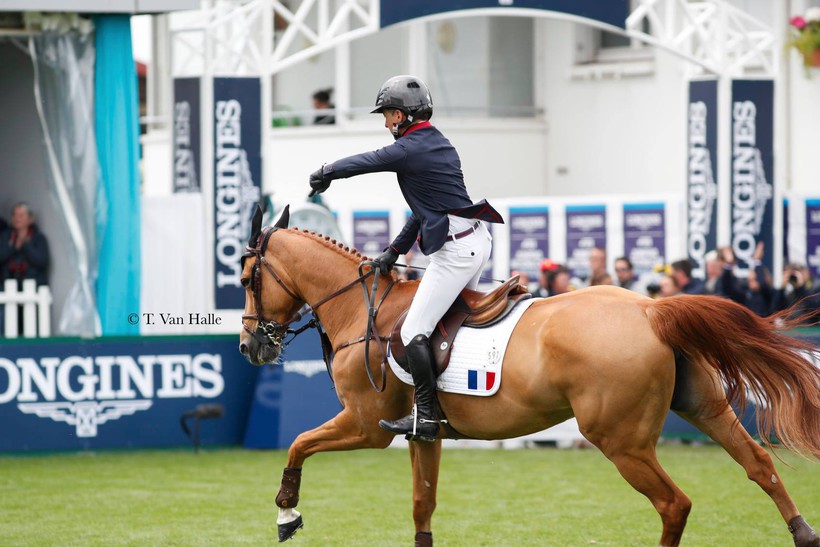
[790,15,807,30]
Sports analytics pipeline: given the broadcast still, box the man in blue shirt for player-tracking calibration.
[309,75,502,442]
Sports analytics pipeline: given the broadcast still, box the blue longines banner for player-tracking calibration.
[687,79,718,280]
[214,77,262,310]
[623,203,665,275]
[380,0,628,29]
[173,77,201,193]
[806,199,820,279]
[565,205,606,281]
[353,210,390,257]
[731,79,774,278]
[0,336,259,452]
[509,206,549,279]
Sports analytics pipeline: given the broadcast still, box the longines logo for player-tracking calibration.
[732,100,773,275]
[688,100,718,279]
[214,99,261,291]
[0,353,224,438]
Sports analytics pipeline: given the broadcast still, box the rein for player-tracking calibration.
[241,226,396,391]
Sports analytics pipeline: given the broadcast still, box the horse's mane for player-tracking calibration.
[285,227,369,264]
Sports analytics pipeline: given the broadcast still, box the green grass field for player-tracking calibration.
[0,444,817,546]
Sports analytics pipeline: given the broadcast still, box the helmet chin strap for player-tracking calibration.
[392,112,415,140]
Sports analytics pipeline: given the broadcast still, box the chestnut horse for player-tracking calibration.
[238,208,820,547]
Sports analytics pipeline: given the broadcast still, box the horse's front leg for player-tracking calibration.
[409,438,442,546]
[275,409,395,541]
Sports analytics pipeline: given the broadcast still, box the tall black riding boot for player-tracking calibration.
[379,334,440,442]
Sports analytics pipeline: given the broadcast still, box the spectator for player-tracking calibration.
[588,246,613,286]
[658,275,682,298]
[773,262,820,319]
[545,264,572,297]
[312,88,335,125]
[739,242,775,316]
[0,202,50,287]
[703,246,744,303]
[614,257,636,291]
[533,259,557,297]
[670,258,705,294]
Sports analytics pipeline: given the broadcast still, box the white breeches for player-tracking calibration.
[400,221,492,345]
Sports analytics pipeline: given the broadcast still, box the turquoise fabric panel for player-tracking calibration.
[94,15,141,335]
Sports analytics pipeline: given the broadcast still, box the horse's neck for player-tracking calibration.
[280,233,389,344]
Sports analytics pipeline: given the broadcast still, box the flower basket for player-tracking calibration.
[804,48,820,68]
[789,8,820,69]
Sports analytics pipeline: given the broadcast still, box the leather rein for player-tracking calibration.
[241,226,395,392]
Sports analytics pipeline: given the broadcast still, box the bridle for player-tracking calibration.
[241,227,393,390]
[241,226,304,350]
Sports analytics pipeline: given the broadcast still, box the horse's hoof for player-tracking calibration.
[278,515,304,542]
[789,515,820,547]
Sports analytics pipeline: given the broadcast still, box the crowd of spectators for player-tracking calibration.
[516,243,820,319]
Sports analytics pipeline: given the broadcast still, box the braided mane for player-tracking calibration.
[287,227,370,263]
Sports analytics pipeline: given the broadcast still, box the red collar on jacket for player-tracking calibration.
[401,121,431,137]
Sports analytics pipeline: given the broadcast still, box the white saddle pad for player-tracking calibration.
[387,298,539,396]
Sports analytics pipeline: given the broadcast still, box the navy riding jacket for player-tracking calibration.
[322,123,502,255]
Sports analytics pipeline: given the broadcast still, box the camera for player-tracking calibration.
[788,274,798,284]
[646,282,661,294]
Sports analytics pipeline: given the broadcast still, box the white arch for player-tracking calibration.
[170,0,775,79]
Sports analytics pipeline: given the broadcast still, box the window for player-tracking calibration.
[427,17,534,117]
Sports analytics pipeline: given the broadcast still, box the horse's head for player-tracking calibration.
[238,205,304,365]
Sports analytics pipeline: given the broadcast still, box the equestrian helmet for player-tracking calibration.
[371,75,433,121]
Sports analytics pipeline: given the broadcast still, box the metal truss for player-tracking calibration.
[625,0,775,77]
[170,0,378,77]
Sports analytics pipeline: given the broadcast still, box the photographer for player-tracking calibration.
[739,242,775,316]
[773,262,819,319]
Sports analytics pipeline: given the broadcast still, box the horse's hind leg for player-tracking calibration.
[593,440,692,546]
[674,356,819,547]
[408,438,442,546]
[678,405,820,546]
[577,385,691,545]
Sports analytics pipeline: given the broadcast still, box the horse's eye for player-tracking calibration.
[241,278,250,288]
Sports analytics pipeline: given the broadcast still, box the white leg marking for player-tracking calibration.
[278,507,302,525]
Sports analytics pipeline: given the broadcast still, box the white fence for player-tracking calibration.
[0,279,51,338]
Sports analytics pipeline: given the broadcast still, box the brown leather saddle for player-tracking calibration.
[389,275,532,374]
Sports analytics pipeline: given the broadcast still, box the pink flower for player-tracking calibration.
[791,15,807,30]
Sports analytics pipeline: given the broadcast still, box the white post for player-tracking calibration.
[37,285,52,337]
[21,279,37,338]
[3,279,17,339]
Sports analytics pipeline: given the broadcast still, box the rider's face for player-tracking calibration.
[382,109,405,134]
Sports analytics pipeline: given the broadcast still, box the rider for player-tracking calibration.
[308,75,503,442]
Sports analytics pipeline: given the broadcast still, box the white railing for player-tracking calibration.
[0,279,52,338]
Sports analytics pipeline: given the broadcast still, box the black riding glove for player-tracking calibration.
[309,167,331,195]
[373,247,399,276]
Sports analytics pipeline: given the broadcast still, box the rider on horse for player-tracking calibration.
[309,75,503,442]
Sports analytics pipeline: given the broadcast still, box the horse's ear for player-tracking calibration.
[274,204,290,229]
[249,204,263,246]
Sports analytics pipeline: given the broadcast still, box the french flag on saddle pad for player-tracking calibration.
[467,370,496,392]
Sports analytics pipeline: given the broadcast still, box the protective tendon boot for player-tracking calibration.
[379,334,439,442]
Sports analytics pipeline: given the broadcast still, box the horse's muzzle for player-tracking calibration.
[239,338,280,366]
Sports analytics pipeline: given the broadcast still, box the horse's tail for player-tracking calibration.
[646,295,820,460]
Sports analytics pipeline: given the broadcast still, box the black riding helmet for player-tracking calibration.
[371,75,433,137]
